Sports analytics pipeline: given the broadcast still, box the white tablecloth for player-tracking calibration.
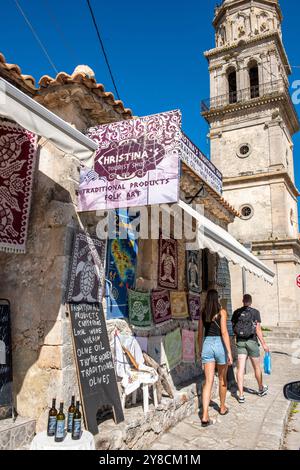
[30,430,95,450]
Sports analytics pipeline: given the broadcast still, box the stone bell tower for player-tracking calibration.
[202,0,300,326]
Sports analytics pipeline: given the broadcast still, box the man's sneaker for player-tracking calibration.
[238,395,245,403]
[258,385,268,397]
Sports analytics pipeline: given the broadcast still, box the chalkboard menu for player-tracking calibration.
[68,303,124,434]
[0,300,13,416]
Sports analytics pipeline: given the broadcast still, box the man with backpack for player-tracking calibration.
[232,294,269,403]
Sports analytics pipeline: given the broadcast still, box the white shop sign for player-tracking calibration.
[180,132,223,195]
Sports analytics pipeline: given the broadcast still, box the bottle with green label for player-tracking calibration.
[72,401,82,440]
[47,398,57,437]
[67,395,76,433]
[55,402,65,442]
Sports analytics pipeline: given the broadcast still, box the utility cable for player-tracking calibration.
[42,0,78,64]
[14,0,58,75]
[86,0,120,100]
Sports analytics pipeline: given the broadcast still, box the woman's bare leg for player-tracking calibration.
[217,364,228,413]
[202,362,216,422]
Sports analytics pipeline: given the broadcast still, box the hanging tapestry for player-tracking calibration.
[164,328,182,370]
[182,329,195,363]
[106,211,138,319]
[170,291,189,320]
[195,330,200,363]
[135,336,148,353]
[147,336,167,365]
[186,250,202,293]
[66,233,107,303]
[216,255,233,335]
[0,120,37,253]
[202,249,209,292]
[188,293,201,321]
[128,290,152,327]
[151,289,172,324]
[158,237,178,289]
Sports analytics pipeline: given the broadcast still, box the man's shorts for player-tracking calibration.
[236,338,260,358]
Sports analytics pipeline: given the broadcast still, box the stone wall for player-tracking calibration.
[0,138,81,430]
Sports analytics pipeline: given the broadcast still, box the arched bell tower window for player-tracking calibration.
[227,67,237,104]
[249,60,259,99]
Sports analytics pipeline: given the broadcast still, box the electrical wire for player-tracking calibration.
[14,0,58,74]
[86,0,120,100]
[41,0,78,64]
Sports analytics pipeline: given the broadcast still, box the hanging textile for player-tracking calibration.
[195,330,200,363]
[202,248,209,291]
[128,290,152,327]
[182,329,195,363]
[170,291,189,320]
[0,120,37,253]
[106,211,138,319]
[158,237,178,290]
[66,233,107,303]
[164,328,182,370]
[186,250,202,293]
[188,293,201,321]
[147,336,167,365]
[216,255,233,335]
[135,336,148,353]
[151,289,172,324]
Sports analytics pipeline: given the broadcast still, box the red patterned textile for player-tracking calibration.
[0,120,37,253]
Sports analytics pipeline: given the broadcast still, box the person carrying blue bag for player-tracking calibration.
[232,294,270,403]
[264,351,272,375]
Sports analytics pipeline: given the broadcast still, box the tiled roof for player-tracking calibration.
[38,71,132,118]
[0,52,132,118]
[0,52,37,94]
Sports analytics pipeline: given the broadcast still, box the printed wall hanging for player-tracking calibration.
[170,291,189,320]
[188,293,201,321]
[186,250,202,293]
[164,328,182,370]
[106,211,138,319]
[0,120,37,253]
[158,237,178,290]
[147,336,167,366]
[128,290,152,327]
[66,233,107,303]
[182,329,195,363]
[151,289,172,324]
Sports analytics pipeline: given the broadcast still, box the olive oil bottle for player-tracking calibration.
[55,402,65,442]
[71,401,82,440]
[67,395,76,433]
[47,398,57,437]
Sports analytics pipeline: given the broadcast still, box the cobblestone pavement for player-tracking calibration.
[148,346,299,450]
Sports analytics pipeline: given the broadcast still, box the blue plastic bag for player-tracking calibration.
[264,352,272,375]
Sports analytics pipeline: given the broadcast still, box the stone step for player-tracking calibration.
[0,416,36,450]
[263,328,300,340]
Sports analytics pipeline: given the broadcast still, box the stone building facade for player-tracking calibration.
[202,0,300,326]
[0,52,238,440]
[0,56,133,431]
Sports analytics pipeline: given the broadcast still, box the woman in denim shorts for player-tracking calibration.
[198,289,233,427]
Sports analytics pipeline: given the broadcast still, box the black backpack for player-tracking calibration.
[234,308,256,339]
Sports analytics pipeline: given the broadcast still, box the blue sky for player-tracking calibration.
[1,0,299,218]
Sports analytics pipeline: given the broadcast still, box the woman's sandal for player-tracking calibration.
[219,407,229,416]
[201,419,214,427]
